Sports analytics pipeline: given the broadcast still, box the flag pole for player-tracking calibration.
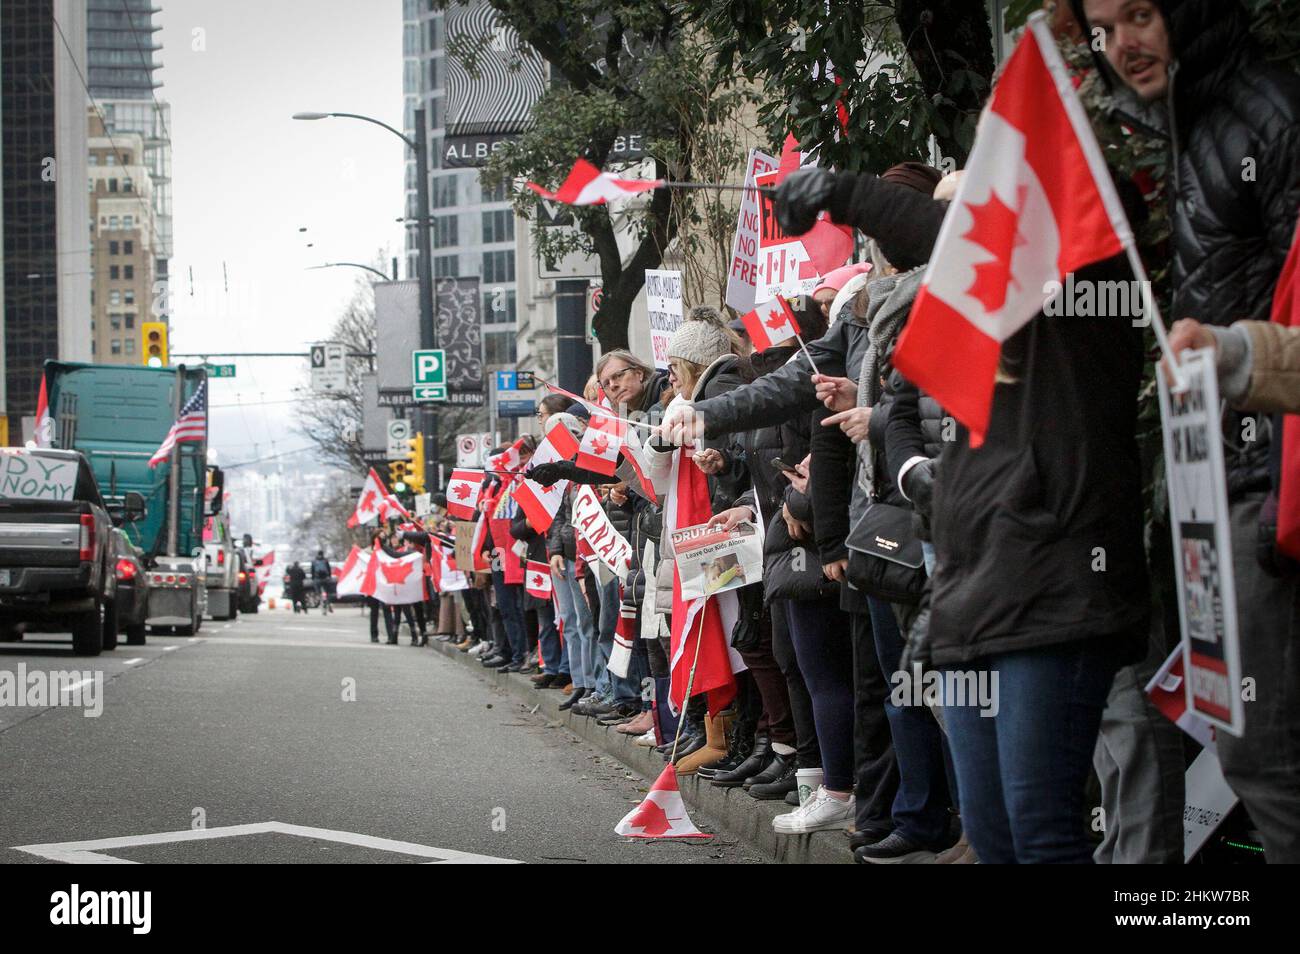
[660,181,773,195]
[793,333,822,376]
[1122,243,1187,393]
[668,604,712,765]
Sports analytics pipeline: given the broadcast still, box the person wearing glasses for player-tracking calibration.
[594,350,668,420]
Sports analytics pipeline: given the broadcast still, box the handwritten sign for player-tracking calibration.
[725,149,779,314]
[0,453,77,502]
[571,486,632,581]
[645,269,683,370]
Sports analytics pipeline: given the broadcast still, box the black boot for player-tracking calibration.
[743,750,795,791]
[558,687,588,711]
[747,755,798,800]
[710,736,774,787]
[698,727,758,780]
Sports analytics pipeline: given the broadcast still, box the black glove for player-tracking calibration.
[903,458,936,519]
[524,461,573,486]
[774,167,836,235]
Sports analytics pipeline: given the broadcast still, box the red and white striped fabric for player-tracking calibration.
[149,379,207,468]
[614,765,710,839]
[347,469,391,528]
[575,412,625,476]
[527,158,662,207]
[445,468,484,520]
[617,428,659,504]
[525,561,553,599]
[893,14,1133,446]
[33,376,54,448]
[381,493,411,522]
[741,295,800,352]
[511,418,580,532]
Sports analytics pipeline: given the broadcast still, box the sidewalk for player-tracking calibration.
[430,639,852,864]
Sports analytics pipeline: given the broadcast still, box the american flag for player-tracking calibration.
[149,380,207,468]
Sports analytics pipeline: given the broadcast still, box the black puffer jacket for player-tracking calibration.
[510,514,550,610]
[1070,0,1300,497]
[737,345,801,520]
[885,372,947,540]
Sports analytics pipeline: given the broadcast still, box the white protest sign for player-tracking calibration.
[571,485,633,580]
[1158,349,1244,737]
[0,452,77,502]
[645,269,683,370]
[1183,748,1240,862]
[725,149,779,314]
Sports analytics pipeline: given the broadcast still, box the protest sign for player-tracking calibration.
[670,520,763,601]
[571,486,633,580]
[645,269,683,369]
[725,149,779,314]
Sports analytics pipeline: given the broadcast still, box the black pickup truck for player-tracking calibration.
[0,448,141,655]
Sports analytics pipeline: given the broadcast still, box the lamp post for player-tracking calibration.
[294,109,438,493]
[306,262,394,282]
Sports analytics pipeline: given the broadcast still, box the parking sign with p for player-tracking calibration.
[412,348,447,403]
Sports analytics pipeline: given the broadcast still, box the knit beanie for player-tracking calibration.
[666,306,734,367]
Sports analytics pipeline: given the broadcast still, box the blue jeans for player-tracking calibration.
[536,603,567,676]
[869,596,952,845]
[553,560,597,689]
[941,638,1123,863]
[492,574,528,665]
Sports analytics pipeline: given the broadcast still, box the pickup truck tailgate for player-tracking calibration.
[0,513,82,568]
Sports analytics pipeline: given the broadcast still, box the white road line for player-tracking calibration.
[122,658,143,666]
[59,677,94,694]
[161,645,178,652]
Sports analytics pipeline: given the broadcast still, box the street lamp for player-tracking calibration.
[294,107,438,492]
[306,262,394,281]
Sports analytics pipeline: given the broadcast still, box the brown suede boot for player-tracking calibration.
[675,713,729,776]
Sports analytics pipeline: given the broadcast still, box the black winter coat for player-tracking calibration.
[1071,0,1300,497]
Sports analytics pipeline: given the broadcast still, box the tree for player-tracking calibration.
[438,0,754,349]
[682,1,996,174]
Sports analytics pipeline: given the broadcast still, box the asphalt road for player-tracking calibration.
[0,603,761,864]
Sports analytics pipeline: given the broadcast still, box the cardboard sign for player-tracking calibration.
[0,452,77,502]
[1157,349,1244,737]
[725,149,779,314]
[571,486,633,580]
[645,269,683,370]
[453,520,478,572]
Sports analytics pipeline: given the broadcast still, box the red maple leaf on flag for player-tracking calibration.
[531,574,545,588]
[764,307,787,331]
[451,482,472,500]
[591,435,610,456]
[360,489,377,512]
[962,187,1027,314]
[379,560,414,584]
[626,799,676,837]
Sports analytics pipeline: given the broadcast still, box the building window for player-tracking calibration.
[109,178,118,192]
[483,289,516,326]
[110,313,122,330]
[482,250,514,284]
[109,240,119,255]
[432,176,457,209]
[484,332,516,366]
[125,313,136,329]
[111,340,122,355]
[110,289,121,304]
[482,209,514,244]
[123,215,133,228]
[125,338,136,354]
[434,254,458,278]
[124,290,135,305]
[109,216,120,229]
[123,178,133,193]
[433,214,458,249]
[124,240,133,255]
[110,266,120,280]
[481,179,508,203]
[124,265,134,280]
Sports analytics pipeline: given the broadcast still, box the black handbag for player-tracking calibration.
[846,501,927,605]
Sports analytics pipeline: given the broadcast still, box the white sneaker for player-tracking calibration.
[467,640,490,657]
[772,786,854,834]
[634,729,658,747]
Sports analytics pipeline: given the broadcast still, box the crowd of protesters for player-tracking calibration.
[354,0,1299,864]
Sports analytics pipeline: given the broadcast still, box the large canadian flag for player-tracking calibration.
[892,13,1134,446]
[614,765,710,839]
[512,419,580,532]
[527,158,662,207]
[445,468,484,520]
[335,546,370,599]
[347,469,392,528]
[575,412,625,476]
[365,549,426,605]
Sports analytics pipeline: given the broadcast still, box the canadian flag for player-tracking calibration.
[33,375,54,448]
[445,468,484,520]
[489,437,527,475]
[348,469,392,528]
[365,549,425,605]
[527,158,662,207]
[893,13,1134,446]
[381,493,411,522]
[470,512,491,571]
[512,418,580,532]
[614,765,710,840]
[254,552,275,594]
[525,560,553,599]
[335,546,370,599]
[741,295,800,352]
[617,427,660,504]
[575,412,625,476]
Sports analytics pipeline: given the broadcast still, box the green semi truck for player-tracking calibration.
[42,361,211,634]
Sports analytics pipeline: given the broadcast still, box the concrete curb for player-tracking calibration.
[430,639,852,864]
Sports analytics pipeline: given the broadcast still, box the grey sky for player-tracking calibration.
[156,0,404,465]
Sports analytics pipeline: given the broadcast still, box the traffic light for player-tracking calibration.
[404,434,425,494]
[142,321,168,367]
[389,461,408,493]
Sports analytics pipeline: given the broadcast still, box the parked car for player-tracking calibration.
[0,448,141,655]
[111,528,149,646]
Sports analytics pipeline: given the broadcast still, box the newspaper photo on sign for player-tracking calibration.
[670,521,763,602]
[1157,348,1244,737]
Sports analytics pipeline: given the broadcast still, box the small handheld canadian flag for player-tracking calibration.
[525,561,553,599]
[445,469,484,520]
[741,296,800,352]
[527,158,663,207]
[575,413,625,476]
[348,468,392,528]
[512,418,580,532]
[614,765,710,840]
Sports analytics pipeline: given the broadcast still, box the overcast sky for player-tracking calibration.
[156,0,405,467]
